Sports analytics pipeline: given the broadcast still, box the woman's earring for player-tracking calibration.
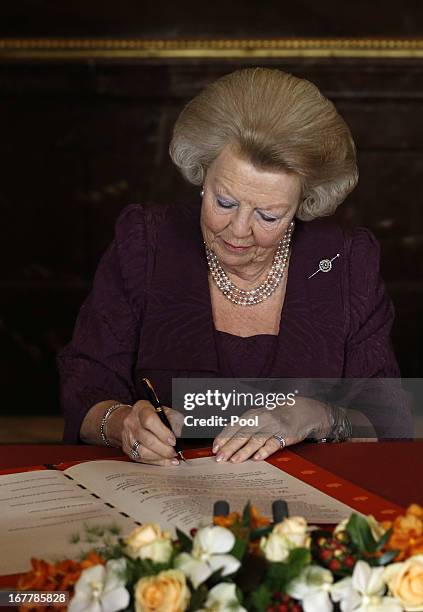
[200,188,204,197]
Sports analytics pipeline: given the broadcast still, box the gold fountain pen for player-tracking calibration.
[140,377,187,462]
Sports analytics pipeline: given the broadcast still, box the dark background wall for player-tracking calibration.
[1,0,423,38]
[1,2,423,416]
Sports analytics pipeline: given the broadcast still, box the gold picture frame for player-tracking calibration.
[1,37,423,60]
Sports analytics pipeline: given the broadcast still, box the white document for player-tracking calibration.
[0,470,138,574]
[1,457,359,574]
[67,458,358,531]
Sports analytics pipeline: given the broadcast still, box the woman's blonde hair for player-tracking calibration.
[169,67,358,220]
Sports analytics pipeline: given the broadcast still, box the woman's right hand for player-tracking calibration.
[121,400,184,466]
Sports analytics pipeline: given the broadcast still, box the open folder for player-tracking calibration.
[0,450,403,575]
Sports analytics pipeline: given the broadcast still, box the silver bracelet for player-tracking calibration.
[333,407,353,442]
[309,404,352,443]
[100,402,131,447]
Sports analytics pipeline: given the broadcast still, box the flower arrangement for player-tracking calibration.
[16,503,423,612]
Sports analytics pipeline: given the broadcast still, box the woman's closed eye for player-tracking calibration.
[215,196,281,224]
[216,197,236,210]
[258,211,278,223]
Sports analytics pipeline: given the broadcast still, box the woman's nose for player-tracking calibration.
[229,209,253,238]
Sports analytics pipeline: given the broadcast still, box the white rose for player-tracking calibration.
[273,516,308,536]
[260,517,310,562]
[124,524,173,563]
[273,517,311,549]
[260,531,292,562]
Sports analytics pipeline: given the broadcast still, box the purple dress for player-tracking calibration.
[58,203,412,443]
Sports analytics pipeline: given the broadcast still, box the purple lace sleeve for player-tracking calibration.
[342,228,412,438]
[58,205,150,443]
[344,227,400,377]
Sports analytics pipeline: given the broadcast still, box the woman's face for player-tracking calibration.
[201,145,302,274]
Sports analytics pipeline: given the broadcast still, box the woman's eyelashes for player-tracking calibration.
[216,197,236,210]
[258,212,278,223]
[215,196,282,227]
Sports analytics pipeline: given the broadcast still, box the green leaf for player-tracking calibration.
[97,542,125,561]
[249,583,272,612]
[231,536,248,561]
[375,527,393,551]
[266,561,288,588]
[242,502,252,528]
[85,524,105,538]
[234,553,267,594]
[70,533,80,544]
[250,526,273,540]
[287,547,312,567]
[346,514,377,553]
[374,549,400,566]
[265,548,311,591]
[206,566,224,587]
[176,528,193,553]
[130,557,173,580]
[187,585,208,612]
[109,523,122,536]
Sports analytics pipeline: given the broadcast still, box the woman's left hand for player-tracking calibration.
[212,398,332,463]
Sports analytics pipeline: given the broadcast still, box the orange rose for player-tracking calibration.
[395,514,422,537]
[384,554,423,611]
[408,505,423,520]
[17,552,105,611]
[214,511,240,528]
[213,505,270,529]
[134,569,190,612]
[384,505,423,561]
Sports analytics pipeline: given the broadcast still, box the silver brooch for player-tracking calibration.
[308,253,340,279]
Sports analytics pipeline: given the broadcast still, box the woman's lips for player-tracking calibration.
[221,239,252,252]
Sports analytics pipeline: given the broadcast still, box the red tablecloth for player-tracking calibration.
[1,441,422,589]
[1,441,421,506]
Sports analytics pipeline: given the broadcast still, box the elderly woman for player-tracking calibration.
[58,67,411,466]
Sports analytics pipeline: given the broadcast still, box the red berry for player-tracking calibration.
[278,605,288,612]
[344,556,355,568]
[320,549,332,561]
[190,528,197,536]
[329,559,341,571]
[291,605,302,612]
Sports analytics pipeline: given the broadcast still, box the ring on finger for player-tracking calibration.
[130,440,142,459]
[272,434,286,450]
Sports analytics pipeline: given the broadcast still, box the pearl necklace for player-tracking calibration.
[205,221,294,306]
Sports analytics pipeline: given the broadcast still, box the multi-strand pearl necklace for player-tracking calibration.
[205,221,294,306]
